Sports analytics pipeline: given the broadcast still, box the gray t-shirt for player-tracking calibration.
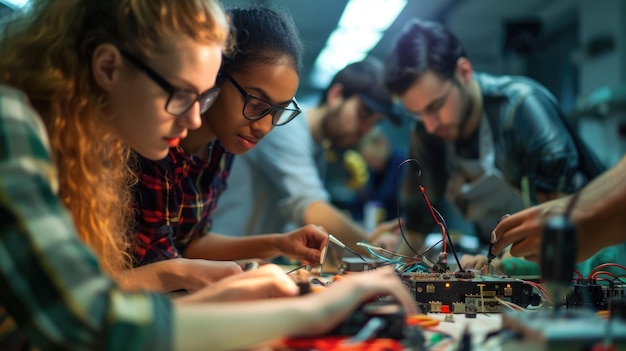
[211,114,330,236]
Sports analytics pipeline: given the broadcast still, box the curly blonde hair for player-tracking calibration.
[0,0,229,285]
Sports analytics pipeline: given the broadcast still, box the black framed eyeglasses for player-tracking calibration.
[220,71,301,126]
[120,50,220,116]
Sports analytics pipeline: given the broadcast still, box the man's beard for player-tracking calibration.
[456,85,475,140]
[321,101,348,148]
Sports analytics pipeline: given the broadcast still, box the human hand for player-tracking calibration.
[278,224,328,264]
[460,254,503,272]
[369,218,404,250]
[299,266,417,336]
[492,197,571,262]
[338,266,417,314]
[460,254,488,270]
[176,258,243,292]
[126,258,243,293]
[373,232,400,251]
[177,264,299,303]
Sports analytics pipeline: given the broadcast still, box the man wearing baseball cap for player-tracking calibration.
[212,58,403,254]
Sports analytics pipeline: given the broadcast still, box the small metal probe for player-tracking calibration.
[487,232,497,266]
[487,214,510,273]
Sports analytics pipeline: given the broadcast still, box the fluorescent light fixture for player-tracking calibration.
[310,0,407,89]
[0,0,29,9]
[326,29,383,52]
[310,30,381,88]
[339,0,407,32]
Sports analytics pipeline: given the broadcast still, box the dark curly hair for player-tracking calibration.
[221,6,303,78]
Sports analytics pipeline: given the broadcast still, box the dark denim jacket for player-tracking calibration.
[402,72,605,235]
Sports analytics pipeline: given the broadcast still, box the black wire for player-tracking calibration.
[344,245,367,262]
[612,275,626,284]
[433,207,463,271]
[420,238,443,268]
[392,159,422,257]
[285,265,307,274]
[393,158,464,271]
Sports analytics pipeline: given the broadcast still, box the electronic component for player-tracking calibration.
[541,215,577,306]
[567,282,610,310]
[400,273,536,313]
[323,301,408,340]
[431,252,449,273]
[341,256,386,272]
[565,280,626,311]
[319,234,346,276]
[501,309,626,351]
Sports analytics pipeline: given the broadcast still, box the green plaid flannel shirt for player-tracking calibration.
[0,84,173,351]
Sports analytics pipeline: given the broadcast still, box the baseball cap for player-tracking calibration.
[330,58,402,125]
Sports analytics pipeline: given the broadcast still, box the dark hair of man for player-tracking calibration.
[384,18,466,95]
[220,7,303,79]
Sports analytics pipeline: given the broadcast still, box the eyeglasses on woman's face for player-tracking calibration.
[220,71,301,126]
[120,50,220,116]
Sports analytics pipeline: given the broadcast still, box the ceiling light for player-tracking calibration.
[0,0,29,9]
[310,0,407,89]
[338,0,407,31]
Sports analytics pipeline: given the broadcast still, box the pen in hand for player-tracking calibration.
[488,214,510,267]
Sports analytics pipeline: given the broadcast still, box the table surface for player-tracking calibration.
[424,312,502,350]
[246,312,503,351]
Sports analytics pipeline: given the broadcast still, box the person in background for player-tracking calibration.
[354,126,408,223]
[327,126,407,228]
[323,145,371,218]
[129,6,329,293]
[383,18,605,257]
[212,58,404,254]
[0,1,416,350]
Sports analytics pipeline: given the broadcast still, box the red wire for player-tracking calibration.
[523,280,552,300]
[419,185,447,252]
[589,271,620,281]
[281,336,404,351]
[587,263,626,279]
[573,269,583,281]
